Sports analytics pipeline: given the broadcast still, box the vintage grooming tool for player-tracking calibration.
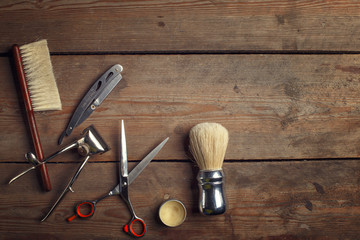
[67,120,169,238]
[40,125,110,222]
[58,64,123,145]
[13,39,62,191]
[189,122,229,215]
[8,125,108,185]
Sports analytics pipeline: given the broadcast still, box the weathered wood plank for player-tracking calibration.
[1,54,360,162]
[1,160,360,239]
[0,0,360,53]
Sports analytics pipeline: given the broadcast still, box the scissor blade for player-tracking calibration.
[111,137,169,194]
[128,137,169,185]
[120,120,128,177]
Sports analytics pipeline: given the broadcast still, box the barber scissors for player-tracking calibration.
[67,120,169,238]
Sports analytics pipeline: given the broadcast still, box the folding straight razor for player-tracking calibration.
[58,64,123,145]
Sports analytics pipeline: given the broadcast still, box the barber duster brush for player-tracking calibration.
[12,40,62,191]
[189,122,229,215]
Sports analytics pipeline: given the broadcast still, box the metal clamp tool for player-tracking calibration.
[8,125,110,221]
[40,125,110,222]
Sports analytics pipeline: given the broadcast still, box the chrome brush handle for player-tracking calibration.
[197,170,226,215]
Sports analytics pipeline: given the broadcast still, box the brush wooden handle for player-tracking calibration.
[12,45,52,192]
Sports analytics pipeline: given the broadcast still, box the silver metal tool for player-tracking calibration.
[9,125,109,185]
[8,125,109,221]
[119,119,146,238]
[67,132,169,228]
[39,125,109,222]
[58,64,123,145]
[67,120,169,238]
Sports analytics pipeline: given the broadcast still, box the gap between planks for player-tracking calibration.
[2,50,360,57]
[4,158,360,165]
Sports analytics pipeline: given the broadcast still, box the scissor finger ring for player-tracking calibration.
[67,201,97,222]
[124,216,147,238]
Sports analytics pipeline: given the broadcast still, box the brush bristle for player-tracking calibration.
[19,39,62,111]
[189,122,229,170]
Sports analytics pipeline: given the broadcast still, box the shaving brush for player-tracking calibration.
[189,122,229,215]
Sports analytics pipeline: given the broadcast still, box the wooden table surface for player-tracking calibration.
[1,1,360,239]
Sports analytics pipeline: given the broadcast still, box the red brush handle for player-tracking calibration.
[13,45,52,192]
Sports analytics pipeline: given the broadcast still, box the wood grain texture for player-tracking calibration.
[0,0,360,53]
[1,160,360,239]
[1,54,360,162]
[1,1,360,239]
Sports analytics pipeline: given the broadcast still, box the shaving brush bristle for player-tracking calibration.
[189,122,229,170]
